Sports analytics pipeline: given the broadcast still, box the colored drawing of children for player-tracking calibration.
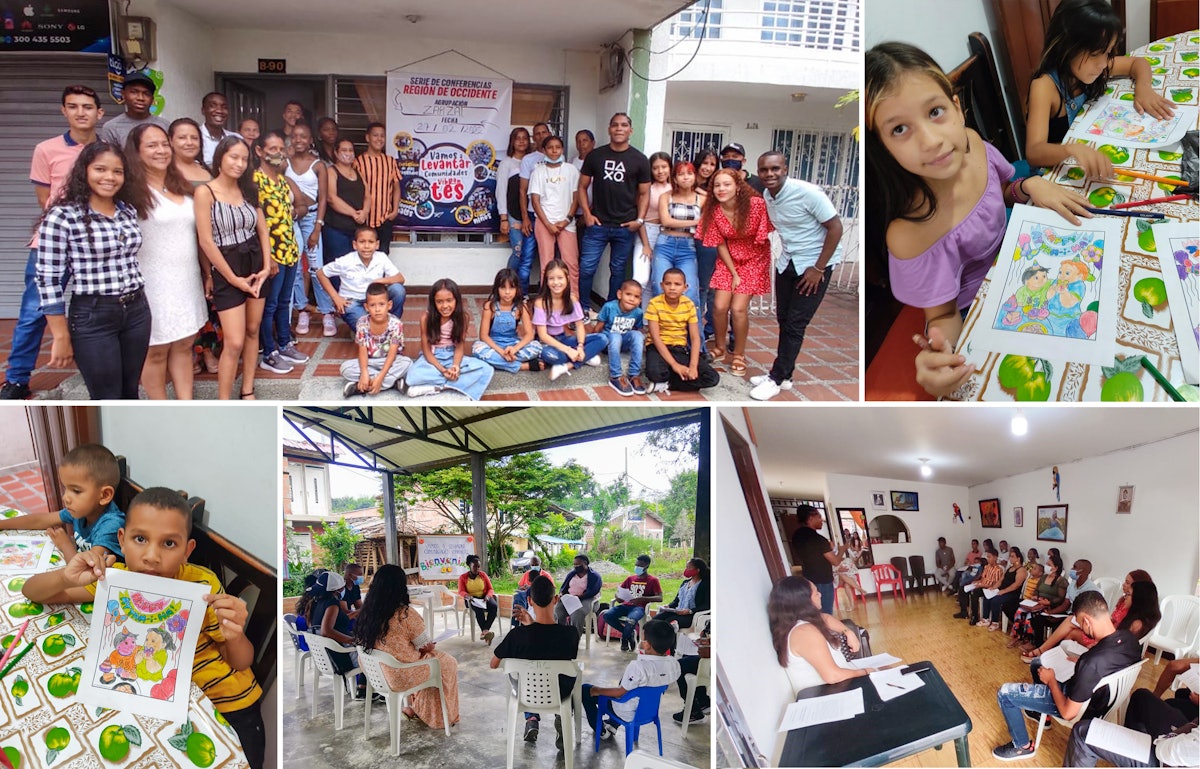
[1046,260,1090,337]
[99,629,139,683]
[136,626,176,682]
[1002,263,1052,328]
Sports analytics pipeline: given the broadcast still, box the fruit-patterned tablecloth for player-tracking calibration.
[0,521,248,769]
[951,31,1200,402]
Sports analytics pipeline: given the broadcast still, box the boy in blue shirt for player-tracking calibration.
[589,279,645,396]
[0,443,124,561]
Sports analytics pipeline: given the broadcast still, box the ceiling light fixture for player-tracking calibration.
[919,457,932,478]
[1011,410,1028,436]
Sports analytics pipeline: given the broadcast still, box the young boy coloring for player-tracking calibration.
[589,279,645,396]
[645,268,720,393]
[22,487,266,769]
[0,443,123,562]
[582,619,681,740]
[341,281,413,397]
[315,226,407,334]
[491,575,580,749]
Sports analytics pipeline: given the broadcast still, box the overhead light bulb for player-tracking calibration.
[1012,410,1028,436]
[919,457,932,478]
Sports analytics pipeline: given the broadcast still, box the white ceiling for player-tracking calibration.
[169,0,694,48]
[736,407,1199,498]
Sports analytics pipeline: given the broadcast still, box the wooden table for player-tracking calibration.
[0,519,249,768]
[951,31,1199,401]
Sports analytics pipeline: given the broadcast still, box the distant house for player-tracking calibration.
[610,505,665,541]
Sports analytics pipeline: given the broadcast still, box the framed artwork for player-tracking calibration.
[1036,504,1069,542]
[1013,506,1024,527]
[890,491,919,512]
[78,569,207,723]
[870,491,887,511]
[978,498,1001,528]
[1117,485,1134,514]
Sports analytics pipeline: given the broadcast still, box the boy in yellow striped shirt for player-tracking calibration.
[645,268,720,393]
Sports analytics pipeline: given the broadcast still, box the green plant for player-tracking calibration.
[312,518,361,573]
[283,528,315,596]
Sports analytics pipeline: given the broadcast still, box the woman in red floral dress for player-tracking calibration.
[700,168,774,376]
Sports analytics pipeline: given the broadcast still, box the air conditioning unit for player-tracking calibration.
[600,44,625,92]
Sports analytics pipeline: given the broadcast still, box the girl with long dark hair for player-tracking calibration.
[404,278,494,399]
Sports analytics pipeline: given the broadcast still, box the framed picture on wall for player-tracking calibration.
[1013,506,1024,527]
[1037,504,1069,542]
[979,498,1001,528]
[1116,485,1134,514]
[890,491,919,511]
[870,491,887,510]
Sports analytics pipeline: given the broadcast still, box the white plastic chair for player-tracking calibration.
[623,748,703,769]
[302,632,362,730]
[687,610,711,639]
[1092,577,1123,609]
[426,585,461,635]
[461,595,505,643]
[1143,595,1200,664]
[583,607,597,651]
[283,614,312,700]
[502,658,583,769]
[357,647,450,754]
[680,656,711,739]
[1031,659,1145,750]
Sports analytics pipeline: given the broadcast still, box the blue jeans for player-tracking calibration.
[540,333,608,368]
[652,235,701,310]
[816,581,835,615]
[340,284,407,331]
[696,241,718,338]
[605,330,643,378]
[6,249,46,385]
[580,224,636,309]
[996,663,1060,747]
[507,218,538,294]
[292,212,332,314]
[261,262,297,356]
[602,603,646,642]
[66,291,153,400]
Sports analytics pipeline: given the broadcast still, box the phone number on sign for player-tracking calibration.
[4,35,75,44]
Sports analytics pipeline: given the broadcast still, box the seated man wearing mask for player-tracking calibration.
[511,555,554,629]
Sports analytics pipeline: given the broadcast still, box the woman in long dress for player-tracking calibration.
[354,564,460,729]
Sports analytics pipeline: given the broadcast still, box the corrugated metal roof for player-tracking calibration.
[281,406,704,474]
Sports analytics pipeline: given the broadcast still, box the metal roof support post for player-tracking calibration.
[695,412,711,562]
[382,470,399,566]
[471,454,488,566]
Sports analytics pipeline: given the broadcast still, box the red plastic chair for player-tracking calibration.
[834,573,867,610]
[870,564,907,605]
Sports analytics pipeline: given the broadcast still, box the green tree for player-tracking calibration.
[393,452,595,574]
[312,518,361,572]
[643,423,700,466]
[331,494,377,513]
[657,469,698,545]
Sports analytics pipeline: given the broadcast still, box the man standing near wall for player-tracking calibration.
[578,113,650,313]
[515,122,551,289]
[199,92,240,166]
[99,73,167,148]
[749,150,843,401]
[356,123,402,254]
[789,505,838,614]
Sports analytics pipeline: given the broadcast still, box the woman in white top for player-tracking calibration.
[496,127,534,292]
[834,539,868,598]
[285,123,329,334]
[768,575,870,694]
[124,123,208,399]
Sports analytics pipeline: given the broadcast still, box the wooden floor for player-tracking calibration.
[833,586,1169,768]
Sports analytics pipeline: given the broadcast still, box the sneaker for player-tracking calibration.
[322,313,337,337]
[672,710,707,724]
[278,342,310,364]
[343,381,361,398]
[749,377,782,401]
[406,384,440,398]
[620,637,629,652]
[976,619,991,627]
[0,381,31,400]
[296,311,310,335]
[554,714,563,752]
[992,741,1036,761]
[629,376,647,395]
[524,717,539,743]
[645,381,669,395]
[598,721,617,741]
[259,352,293,374]
[749,374,793,390]
[609,376,634,396]
[549,363,570,381]
[989,622,1002,631]
[585,355,602,367]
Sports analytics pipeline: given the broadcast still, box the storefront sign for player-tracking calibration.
[386,71,513,230]
[1,0,111,53]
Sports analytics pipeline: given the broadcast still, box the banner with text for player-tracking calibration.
[386,71,512,230]
[417,534,475,581]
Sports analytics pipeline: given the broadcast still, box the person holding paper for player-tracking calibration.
[602,554,664,652]
[992,591,1142,762]
[654,557,709,630]
[21,487,265,769]
[1031,559,1099,648]
[1009,554,1068,652]
[1026,573,1160,662]
[980,547,1030,631]
[1066,688,1198,767]
[354,564,460,730]
[1153,657,1200,709]
[768,575,870,696]
[457,554,499,645]
[555,554,602,639]
[955,548,1000,622]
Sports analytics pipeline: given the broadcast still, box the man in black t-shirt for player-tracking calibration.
[492,576,580,749]
[578,112,651,312]
[788,505,838,614]
[339,563,363,617]
[992,591,1143,761]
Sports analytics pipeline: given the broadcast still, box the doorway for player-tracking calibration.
[216,74,329,135]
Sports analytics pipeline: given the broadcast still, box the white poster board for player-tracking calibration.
[1155,224,1200,384]
[0,536,55,575]
[78,569,207,724]
[417,535,475,581]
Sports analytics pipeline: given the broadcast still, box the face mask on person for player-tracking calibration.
[529,566,541,575]
[683,567,698,578]
[721,158,743,171]
[263,151,286,168]
[574,565,587,575]
[355,576,364,586]
[634,566,646,576]
[1067,569,1078,581]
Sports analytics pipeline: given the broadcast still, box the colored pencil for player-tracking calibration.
[1114,169,1188,186]
[1111,195,1193,209]
[0,620,29,672]
[1083,207,1165,219]
[1140,357,1186,403]
[0,641,35,680]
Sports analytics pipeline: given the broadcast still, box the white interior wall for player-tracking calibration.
[129,0,214,122]
[98,406,279,569]
[969,431,1200,595]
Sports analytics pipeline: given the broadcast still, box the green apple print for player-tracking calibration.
[1171,88,1194,103]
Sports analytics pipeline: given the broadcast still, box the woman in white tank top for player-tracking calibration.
[284,123,330,334]
[768,575,872,696]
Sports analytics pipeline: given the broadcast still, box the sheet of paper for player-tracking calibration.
[1085,716,1154,763]
[1019,599,1040,609]
[676,632,699,657]
[559,594,582,615]
[1062,639,1089,657]
[0,536,55,575]
[1039,645,1077,682]
[1064,96,1197,148]
[870,668,925,702]
[848,653,902,670]
[1175,663,1200,693]
[962,583,977,593]
[777,688,864,731]
[972,205,1123,367]
[1155,225,1200,384]
[470,597,486,609]
[615,586,633,602]
[983,588,1000,599]
[78,568,209,724]
[432,627,458,645]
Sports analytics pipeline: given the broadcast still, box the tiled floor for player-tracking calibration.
[0,281,859,401]
[0,465,48,515]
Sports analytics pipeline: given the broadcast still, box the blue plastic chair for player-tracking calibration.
[594,684,669,756]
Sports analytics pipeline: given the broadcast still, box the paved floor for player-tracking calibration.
[0,465,48,515]
[0,281,858,401]
[282,612,712,769]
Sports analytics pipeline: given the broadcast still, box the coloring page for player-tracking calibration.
[78,569,207,724]
[0,537,55,575]
[1064,97,1196,148]
[973,205,1122,366]
[1157,224,1200,383]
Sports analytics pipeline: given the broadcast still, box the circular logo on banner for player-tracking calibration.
[453,206,473,225]
[467,140,496,170]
